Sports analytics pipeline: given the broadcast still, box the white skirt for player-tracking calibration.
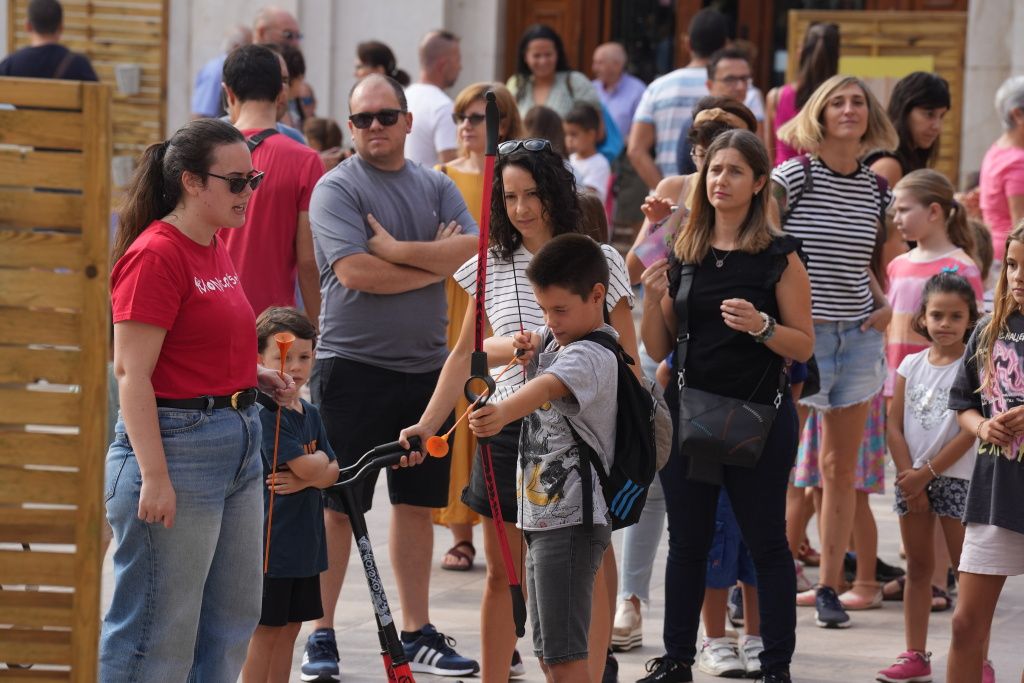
[959,522,1024,576]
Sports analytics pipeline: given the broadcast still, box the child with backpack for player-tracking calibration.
[241,307,339,683]
[879,273,980,682]
[468,234,652,683]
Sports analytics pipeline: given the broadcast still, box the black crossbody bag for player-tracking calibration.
[674,263,787,483]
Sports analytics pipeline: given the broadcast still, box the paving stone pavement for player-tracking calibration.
[101,466,1023,682]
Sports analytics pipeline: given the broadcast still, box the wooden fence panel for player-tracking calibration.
[0,76,110,682]
[786,10,967,183]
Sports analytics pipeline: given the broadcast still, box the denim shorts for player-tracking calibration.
[706,491,756,589]
[894,474,969,519]
[799,321,885,411]
[524,521,611,664]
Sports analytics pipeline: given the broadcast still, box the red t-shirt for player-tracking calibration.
[111,221,257,399]
[219,129,324,318]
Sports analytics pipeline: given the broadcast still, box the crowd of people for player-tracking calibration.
[7,1,1023,682]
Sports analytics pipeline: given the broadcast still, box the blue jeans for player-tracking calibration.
[100,406,263,682]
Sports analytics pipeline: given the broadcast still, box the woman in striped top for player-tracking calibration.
[771,75,898,629]
[401,140,635,682]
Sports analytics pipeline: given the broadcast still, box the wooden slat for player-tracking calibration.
[0,389,81,427]
[0,111,84,149]
[0,190,83,230]
[0,467,80,506]
[0,590,74,628]
[0,270,83,309]
[0,508,78,544]
[0,347,81,384]
[0,78,82,109]
[0,548,76,586]
[0,309,81,346]
[0,630,72,666]
[0,150,84,190]
[0,230,84,269]
[0,669,70,681]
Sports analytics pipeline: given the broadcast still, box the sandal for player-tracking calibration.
[441,540,476,571]
[883,576,905,601]
[931,584,953,612]
[839,581,883,610]
[797,540,821,567]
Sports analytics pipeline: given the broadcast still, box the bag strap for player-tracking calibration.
[780,154,814,224]
[566,420,608,532]
[52,50,77,80]
[246,128,280,152]
[673,263,696,389]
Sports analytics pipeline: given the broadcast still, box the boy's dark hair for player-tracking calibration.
[564,103,601,132]
[526,234,608,300]
[281,44,306,80]
[224,44,283,103]
[28,0,62,35]
[911,272,980,343]
[706,47,751,81]
[687,9,730,59]
[256,306,317,353]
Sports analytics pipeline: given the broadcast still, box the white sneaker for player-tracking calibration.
[739,635,764,677]
[611,599,643,651]
[795,559,813,593]
[698,637,745,678]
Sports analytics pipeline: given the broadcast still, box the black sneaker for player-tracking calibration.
[637,656,692,683]
[756,670,792,682]
[875,556,906,583]
[401,624,480,676]
[300,628,340,682]
[603,649,619,683]
[815,586,851,629]
[727,584,744,627]
[510,648,526,678]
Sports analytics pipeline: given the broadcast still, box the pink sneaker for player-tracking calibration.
[876,651,931,683]
[982,659,995,683]
[796,586,817,607]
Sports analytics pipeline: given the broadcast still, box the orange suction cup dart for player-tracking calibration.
[265,331,296,574]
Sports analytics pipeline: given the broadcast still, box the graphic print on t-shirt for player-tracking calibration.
[907,382,952,431]
[984,337,1024,461]
[518,409,582,523]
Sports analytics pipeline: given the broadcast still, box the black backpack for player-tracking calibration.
[555,330,659,531]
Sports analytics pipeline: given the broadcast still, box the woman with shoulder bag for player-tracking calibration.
[638,129,814,683]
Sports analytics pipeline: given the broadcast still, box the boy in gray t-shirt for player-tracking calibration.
[468,234,617,676]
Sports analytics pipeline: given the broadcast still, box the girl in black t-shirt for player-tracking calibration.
[639,129,814,683]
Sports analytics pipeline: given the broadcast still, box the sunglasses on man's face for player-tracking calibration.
[349,109,405,129]
[282,29,303,42]
[208,170,265,194]
[452,112,486,127]
[497,138,552,155]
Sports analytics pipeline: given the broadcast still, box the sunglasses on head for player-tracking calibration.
[452,112,486,127]
[349,109,405,129]
[208,170,265,194]
[497,138,552,155]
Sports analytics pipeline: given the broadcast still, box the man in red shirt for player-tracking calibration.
[220,44,324,325]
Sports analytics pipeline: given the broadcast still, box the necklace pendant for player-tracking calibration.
[715,259,724,268]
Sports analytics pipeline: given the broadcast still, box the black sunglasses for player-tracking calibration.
[497,138,552,155]
[208,170,265,194]
[452,112,486,127]
[349,109,405,129]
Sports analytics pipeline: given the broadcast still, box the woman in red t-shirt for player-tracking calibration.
[100,118,292,682]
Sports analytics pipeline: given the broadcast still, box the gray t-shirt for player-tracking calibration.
[309,154,478,373]
[517,324,618,531]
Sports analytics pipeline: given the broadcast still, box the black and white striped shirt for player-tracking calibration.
[772,156,891,321]
[454,243,633,402]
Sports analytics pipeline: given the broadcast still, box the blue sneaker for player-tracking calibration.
[402,624,480,676]
[301,628,340,682]
[727,584,744,627]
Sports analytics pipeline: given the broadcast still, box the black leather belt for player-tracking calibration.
[155,388,258,411]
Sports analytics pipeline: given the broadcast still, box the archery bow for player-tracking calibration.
[465,90,527,638]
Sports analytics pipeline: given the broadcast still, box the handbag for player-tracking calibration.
[674,263,787,482]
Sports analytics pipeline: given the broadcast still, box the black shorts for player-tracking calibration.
[313,356,453,514]
[462,419,522,522]
[260,575,323,627]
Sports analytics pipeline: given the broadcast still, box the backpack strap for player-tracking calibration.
[872,170,890,227]
[780,154,814,224]
[246,128,279,152]
[566,419,607,533]
[51,50,77,80]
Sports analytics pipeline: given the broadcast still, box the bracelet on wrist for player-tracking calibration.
[925,460,939,479]
[976,418,987,440]
[749,312,776,343]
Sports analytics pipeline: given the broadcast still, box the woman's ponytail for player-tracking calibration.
[946,198,976,263]
[112,141,173,264]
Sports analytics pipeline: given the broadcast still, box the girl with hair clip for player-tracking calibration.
[100,119,294,681]
[400,140,637,683]
[765,22,840,167]
[881,272,980,683]
[946,221,1024,683]
[507,24,602,120]
[640,129,813,683]
[771,75,899,630]
[354,40,410,86]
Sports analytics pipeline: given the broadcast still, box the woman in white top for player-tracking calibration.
[401,139,636,683]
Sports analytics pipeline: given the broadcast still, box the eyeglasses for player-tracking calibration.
[349,109,405,129]
[690,149,706,165]
[715,75,752,86]
[208,170,265,194]
[300,96,315,106]
[452,112,486,127]
[282,29,303,42]
[497,138,552,155]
